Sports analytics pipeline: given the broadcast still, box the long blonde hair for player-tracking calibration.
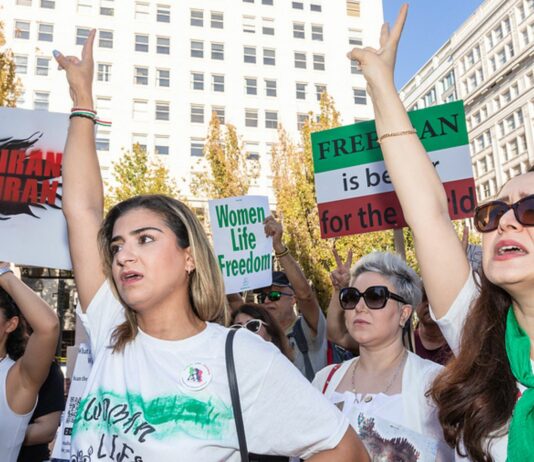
[98,195,226,352]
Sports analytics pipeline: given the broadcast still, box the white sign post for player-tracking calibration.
[208,195,272,294]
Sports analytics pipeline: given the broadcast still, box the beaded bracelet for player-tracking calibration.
[274,246,290,258]
[377,129,417,144]
[70,108,112,127]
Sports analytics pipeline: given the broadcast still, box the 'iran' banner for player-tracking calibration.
[311,101,475,238]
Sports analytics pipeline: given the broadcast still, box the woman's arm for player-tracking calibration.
[348,5,470,318]
[22,411,62,445]
[54,29,106,311]
[308,428,370,462]
[2,266,59,415]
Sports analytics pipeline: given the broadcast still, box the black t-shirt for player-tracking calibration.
[17,361,65,462]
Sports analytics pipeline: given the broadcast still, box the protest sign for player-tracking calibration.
[0,107,71,269]
[311,101,475,238]
[208,195,272,294]
[51,343,93,461]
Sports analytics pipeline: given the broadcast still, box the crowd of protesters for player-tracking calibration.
[0,4,533,462]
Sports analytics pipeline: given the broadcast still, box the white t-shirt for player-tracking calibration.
[430,272,533,461]
[0,357,36,462]
[71,282,348,461]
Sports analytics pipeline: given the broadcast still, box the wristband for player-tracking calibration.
[0,267,13,277]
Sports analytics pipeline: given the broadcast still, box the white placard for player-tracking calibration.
[0,107,71,269]
[51,343,93,461]
[208,195,272,294]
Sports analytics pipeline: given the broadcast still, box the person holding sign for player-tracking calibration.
[54,30,368,461]
[349,4,534,461]
[0,263,59,462]
[313,252,452,461]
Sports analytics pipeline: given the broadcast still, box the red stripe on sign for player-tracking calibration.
[318,177,476,238]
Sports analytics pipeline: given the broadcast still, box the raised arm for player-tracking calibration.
[54,30,106,311]
[1,265,59,415]
[264,216,321,333]
[326,248,358,350]
[348,5,470,318]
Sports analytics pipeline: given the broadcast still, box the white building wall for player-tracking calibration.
[400,0,534,202]
[1,0,383,212]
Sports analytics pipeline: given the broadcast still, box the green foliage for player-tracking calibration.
[271,92,398,308]
[191,112,254,199]
[104,143,179,211]
[0,21,23,107]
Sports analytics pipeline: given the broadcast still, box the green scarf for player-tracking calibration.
[505,306,534,461]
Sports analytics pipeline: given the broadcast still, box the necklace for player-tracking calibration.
[351,349,408,403]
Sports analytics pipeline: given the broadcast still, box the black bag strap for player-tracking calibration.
[225,329,250,462]
[291,318,315,382]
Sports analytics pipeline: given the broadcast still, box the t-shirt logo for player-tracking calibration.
[181,362,212,391]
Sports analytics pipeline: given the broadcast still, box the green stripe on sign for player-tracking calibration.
[311,100,468,174]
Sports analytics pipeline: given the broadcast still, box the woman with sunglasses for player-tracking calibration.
[313,251,452,461]
[349,4,534,461]
[230,304,294,361]
[54,30,368,462]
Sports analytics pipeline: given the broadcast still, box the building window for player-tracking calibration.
[16,0,32,5]
[296,82,306,100]
[212,74,225,92]
[243,15,256,34]
[245,78,257,95]
[246,142,260,161]
[41,0,55,8]
[211,42,224,60]
[265,111,278,128]
[135,34,149,52]
[132,134,147,152]
[312,24,323,41]
[99,30,113,48]
[347,0,360,17]
[293,23,305,39]
[35,57,50,76]
[96,135,110,152]
[157,4,171,23]
[262,0,273,4]
[424,88,436,106]
[292,2,304,9]
[77,0,92,13]
[34,91,49,111]
[313,54,325,70]
[191,138,204,157]
[351,59,361,74]
[132,100,148,121]
[157,69,170,87]
[100,0,114,16]
[191,40,204,58]
[134,66,149,85]
[76,27,90,46]
[353,88,366,104]
[14,55,28,74]
[191,9,203,27]
[294,52,306,69]
[14,21,30,40]
[263,48,275,65]
[212,106,225,124]
[135,1,149,20]
[154,136,169,155]
[38,23,54,42]
[155,102,170,121]
[297,113,309,130]
[244,46,256,63]
[157,37,170,54]
[349,29,363,46]
[97,63,112,82]
[191,105,204,123]
[191,72,204,90]
[262,18,275,35]
[245,109,258,127]
[211,11,224,29]
[96,96,112,119]
[311,2,322,12]
[265,79,277,97]
[315,84,326,100]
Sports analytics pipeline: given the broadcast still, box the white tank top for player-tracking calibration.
[0,356,35,462]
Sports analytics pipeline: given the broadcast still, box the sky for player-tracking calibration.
[382,0,485,89]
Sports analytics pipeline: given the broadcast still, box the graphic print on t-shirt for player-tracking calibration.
[72,387,233,460]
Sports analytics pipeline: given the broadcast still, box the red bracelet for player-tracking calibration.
[71,107,96,114]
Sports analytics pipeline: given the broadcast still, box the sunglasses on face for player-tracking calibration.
[474,194,534,233]
[339,285,408,310]
[230,319,269,334]
[257,290,293,303]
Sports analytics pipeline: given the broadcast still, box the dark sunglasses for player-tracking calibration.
[474,194,534,233]
[230,319,268,334]
[339,285,408,310]
[257,290,293,303]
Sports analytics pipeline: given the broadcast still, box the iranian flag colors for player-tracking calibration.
[311,101,476,238]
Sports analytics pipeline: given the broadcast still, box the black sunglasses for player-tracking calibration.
[339,286,408,310]
[230,319,268,334]
[257,290,293,303]
[474,194,534,233]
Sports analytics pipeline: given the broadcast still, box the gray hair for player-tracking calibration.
[350,252,422,308]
